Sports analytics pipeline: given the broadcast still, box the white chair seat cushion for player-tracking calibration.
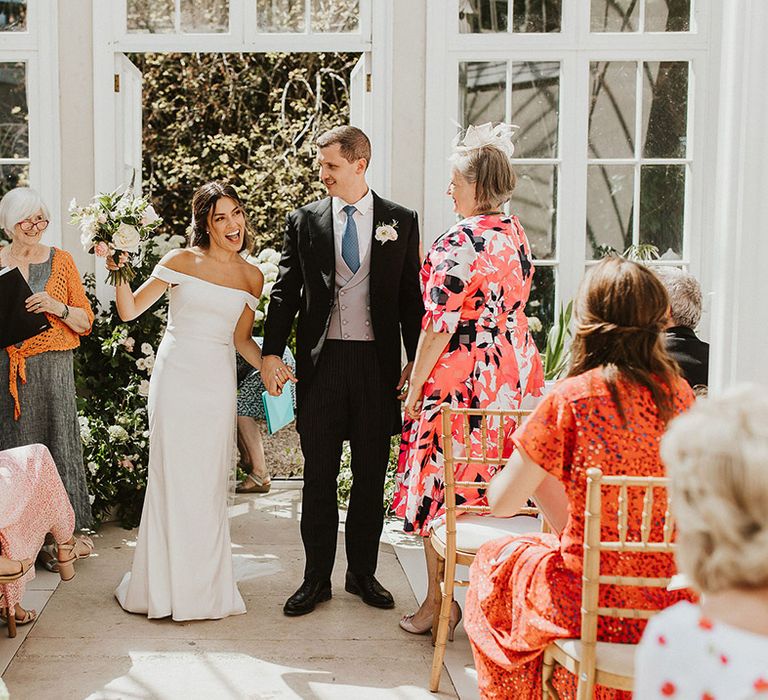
[554,638,636,678]
[431,513,542,554]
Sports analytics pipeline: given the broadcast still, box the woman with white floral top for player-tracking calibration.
[635,385,768,699]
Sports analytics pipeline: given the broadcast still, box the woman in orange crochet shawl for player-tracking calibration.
[0,187,94,533]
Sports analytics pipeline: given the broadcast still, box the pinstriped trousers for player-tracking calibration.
[297,340,394,582]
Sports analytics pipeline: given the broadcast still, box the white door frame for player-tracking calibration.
[91,1,393,199]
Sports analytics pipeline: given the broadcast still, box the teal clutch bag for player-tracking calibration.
[261,383,295,434]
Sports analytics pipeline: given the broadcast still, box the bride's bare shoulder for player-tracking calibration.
[158,247,198,273]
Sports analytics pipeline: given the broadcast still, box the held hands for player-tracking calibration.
[261,354,297,397]
[25,292,65,317]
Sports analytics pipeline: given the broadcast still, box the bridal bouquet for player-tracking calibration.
[70,187,162,286]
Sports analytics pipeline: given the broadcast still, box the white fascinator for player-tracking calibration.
[451,122,518,159]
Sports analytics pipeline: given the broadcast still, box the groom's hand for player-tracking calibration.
[261,354,297,396]
[396,361,414,401]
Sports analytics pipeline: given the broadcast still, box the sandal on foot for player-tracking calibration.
[56,536,94,582]
[0,557,33,583]
[236,473,271,494]
[37,544,60,573]
[0,606,37,626]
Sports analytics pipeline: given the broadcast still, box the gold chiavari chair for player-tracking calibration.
[542,467,677,700]
[429,404,544,692]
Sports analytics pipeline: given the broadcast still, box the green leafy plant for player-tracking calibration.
[337,436,401,512]
[542,300,573,381]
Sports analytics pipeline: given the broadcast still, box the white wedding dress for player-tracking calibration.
[115,264,258,620]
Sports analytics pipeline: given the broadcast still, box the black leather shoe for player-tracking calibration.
[345,572,395,609]
[283,579,332,617]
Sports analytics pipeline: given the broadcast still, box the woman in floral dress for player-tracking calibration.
[395,123,544,635]
[464,257,695,699]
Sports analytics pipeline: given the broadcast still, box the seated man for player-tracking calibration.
[655,267,709,391]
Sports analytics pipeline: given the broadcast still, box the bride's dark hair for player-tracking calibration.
[188,181,252,253]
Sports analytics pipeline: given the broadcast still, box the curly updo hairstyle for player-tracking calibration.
[188,181,251,253]
[568,256,681,423]
[661,385,768,593]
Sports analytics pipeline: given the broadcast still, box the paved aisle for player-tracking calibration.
[1,484,458,700]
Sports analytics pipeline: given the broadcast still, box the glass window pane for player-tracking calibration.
[311,0,359,32]
[512,0,562,33]
[590,0,639,32]
[180,0,229,33]
[0,1,26,31]
[459,0,508,33]
[0,163,29,201]
[642,61,689,158]
[527,265,555,351]
[256,0,305,33]
[459,61,506,128]
[640,164,685,260]
[589,61,636,159]
[586,164,634,259]
[512,165,557,260]
[0,62,28,159]
[127,0,175,33]
[645,0,690,32]
[510,61,559,158]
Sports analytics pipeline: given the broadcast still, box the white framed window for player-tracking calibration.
[0,0,60,244]
[109,0,371,52]
[425,0,714,344]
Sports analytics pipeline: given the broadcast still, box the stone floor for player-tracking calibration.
[1,483,464,700]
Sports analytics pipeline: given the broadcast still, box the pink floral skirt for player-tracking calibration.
[0,444,75,609]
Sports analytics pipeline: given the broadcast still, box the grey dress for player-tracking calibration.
[0,251,93,529]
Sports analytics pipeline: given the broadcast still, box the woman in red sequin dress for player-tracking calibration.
[395,124,543,635]
[464,257,695,699]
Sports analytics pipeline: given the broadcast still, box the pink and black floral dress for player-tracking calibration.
[393,213,544,536]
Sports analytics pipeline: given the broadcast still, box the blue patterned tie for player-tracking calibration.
[341,204,360,273]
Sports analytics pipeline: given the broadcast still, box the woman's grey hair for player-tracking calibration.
[654,267,703,329]
[449,145,516,213]
[0,187,50,238]
[661,384,768,593]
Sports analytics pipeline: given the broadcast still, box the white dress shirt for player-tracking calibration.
[332,189,374,266]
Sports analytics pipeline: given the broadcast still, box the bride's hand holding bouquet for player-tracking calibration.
[70,187,162,286]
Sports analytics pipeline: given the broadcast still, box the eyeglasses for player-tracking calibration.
[18,219,49,232]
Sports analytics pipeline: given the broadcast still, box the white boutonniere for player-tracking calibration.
[374,220,399,244]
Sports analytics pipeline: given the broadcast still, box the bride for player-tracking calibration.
[109,182,263,620]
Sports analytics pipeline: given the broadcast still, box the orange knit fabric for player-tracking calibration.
[5,248,94,420]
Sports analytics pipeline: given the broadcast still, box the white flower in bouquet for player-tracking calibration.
[168,234,186,247]
[253,309,265,322]
[141,342,154,356]
[256,247,279,264]
[141,204,160,226]
[138,380,150,397]
[78,215,98,250]
[113,223,142,253]
[263,281,275,298]
[143,355,155,373]
[87,461,99,476]
[136,357,147,371]
[108,425,130,442]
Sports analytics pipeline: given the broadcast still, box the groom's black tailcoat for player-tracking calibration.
[263,192,423,581]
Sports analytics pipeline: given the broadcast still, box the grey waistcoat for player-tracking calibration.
[326,238,375,341]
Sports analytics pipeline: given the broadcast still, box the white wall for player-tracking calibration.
[709,0,768,388]
[57,0,95,275]
[389,0,426,223]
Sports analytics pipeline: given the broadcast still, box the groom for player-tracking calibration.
[262,126,423,616]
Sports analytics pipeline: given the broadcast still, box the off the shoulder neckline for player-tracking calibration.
[155,264,259,301]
